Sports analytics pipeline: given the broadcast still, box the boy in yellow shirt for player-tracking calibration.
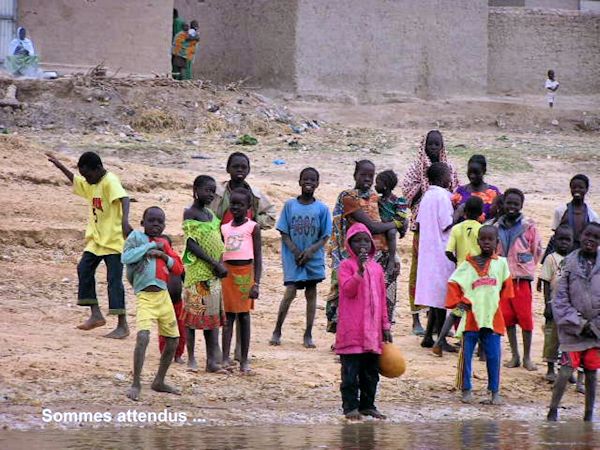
[433,196,484,356]
[47,151,132,338]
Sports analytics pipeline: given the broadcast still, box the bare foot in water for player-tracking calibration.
[303,334,316,349]
[151,381,181,395]
[269,332,281,346]
[127,384,141,401]
[523,359,538,371]
[77,318,106,331]
[187,358,199,372]
[174,356,185,364]
[104,326,130,339]
[360,408,387,419]
[345,409,362,421]
[504,357,521,368]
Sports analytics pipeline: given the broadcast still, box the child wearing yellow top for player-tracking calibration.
[433,196,484,356]
[47,151,132,339]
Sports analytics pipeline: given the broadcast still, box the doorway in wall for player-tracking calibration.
[0,0,16,62]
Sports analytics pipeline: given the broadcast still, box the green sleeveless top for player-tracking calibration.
[182,211,224,286]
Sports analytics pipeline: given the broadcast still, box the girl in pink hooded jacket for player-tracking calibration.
[336,223,392,420]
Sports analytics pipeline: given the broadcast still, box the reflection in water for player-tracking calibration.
[1,420,599,449]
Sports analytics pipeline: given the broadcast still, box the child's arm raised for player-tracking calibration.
[250,223,262,299]
[46,153,74,183]
[349,209,396,235]
[121,231,162,265]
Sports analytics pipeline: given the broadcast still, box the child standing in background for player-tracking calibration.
[545,70,559,108]
[158,235,186,364]
[375,169,409,323]
[548,223,600,422]
[221,188,262,374]
[495,188,542,371]
[336,223,392,421]
[539,225,574,383]
[433,196,484,356]
[415,162,456,348]
[121,207,183,401]
[270,168,332,348]
[181,175,228,374]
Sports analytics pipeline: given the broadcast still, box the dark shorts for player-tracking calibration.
[284,279,323,290]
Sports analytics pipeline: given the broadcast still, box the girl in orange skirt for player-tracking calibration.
[221,187,262,373]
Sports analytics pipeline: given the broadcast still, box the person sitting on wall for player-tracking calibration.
[171,21,199,80]
[5,27,40,78]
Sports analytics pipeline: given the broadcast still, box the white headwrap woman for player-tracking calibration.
[5,27,40,77]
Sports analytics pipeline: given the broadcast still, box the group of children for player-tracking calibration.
[47,138,600,421]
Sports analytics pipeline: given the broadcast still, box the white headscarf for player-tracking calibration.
[9,27,35,56]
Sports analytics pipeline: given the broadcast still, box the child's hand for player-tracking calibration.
[147,249,167,261]
[383,330,393,343]
[581,322,598,339]
[543,303,553,321]
[358,249,368,273]
[213,262,228,279]
[297,249,315,266]
[45,152,60,167]
[154,241,164,250]
[122,221,133,238]
[249,283,259,299]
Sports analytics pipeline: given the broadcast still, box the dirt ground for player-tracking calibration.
[1,78,599,429]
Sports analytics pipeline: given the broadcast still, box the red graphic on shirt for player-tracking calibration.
[92,197,104,211]
[472,277,497,289]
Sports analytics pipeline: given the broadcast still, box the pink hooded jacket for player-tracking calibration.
[335,223,390,355]
[495,214,543,280]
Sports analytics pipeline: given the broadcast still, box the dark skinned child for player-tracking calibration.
[122,207,183,400]
[433,196,484,357]
[548,223,600,422]
[158,234,186,364]
[446,225,514,405]
[545,69,559,108]
[221,188,262,374]
[46,151,132,339]
[326,161,397,338]
[181,175,229,374]
[375,169,409,324]
[270,168,332,348]
[494,188,543,371]
[336,223,392,421]
[539,225,574,383]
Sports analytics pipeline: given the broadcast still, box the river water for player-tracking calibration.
[1,420,599,449]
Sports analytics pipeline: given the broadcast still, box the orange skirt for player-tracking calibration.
[222,262,254,313]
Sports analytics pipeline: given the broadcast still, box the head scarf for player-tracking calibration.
[401,130,459,229]
[9,27,35,56]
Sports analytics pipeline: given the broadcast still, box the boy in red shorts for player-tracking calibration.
[548,222,600,422]
[494,188,542,371]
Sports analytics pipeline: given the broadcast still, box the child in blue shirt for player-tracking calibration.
[270,167,332,348]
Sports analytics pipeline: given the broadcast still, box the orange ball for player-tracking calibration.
[379,342,406,378]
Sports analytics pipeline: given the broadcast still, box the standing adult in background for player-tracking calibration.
[5,27,40,77]
[171,21,199,80]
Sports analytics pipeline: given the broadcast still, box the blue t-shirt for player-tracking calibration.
[276,198,332,284]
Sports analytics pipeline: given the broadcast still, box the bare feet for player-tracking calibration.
[269,332,282,346]
[461,390,474,404]
[151,381,181,395]
[77,317,106,331]
[576,382,586,394]
[547,407,558,421]
[441,341,458,353]
[523,359,538,371]
[303,334,316,349]
[206,363,229,374]
[174,356,185,364]
[126,384,141,401]
[504,357,521,368]
[360,408,387,419]
[240,361,253,375]
[421,337,434,348]
[481,392,503,405]
[545,372,557,383]
[412,324,425,336]
[345,409,362,421]
[104,325,130,339]
[187,358,199,372]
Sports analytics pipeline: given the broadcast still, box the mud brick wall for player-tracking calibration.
[488,8,600,94]
[18,0,172,75]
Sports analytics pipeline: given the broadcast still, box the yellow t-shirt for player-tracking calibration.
[446,219,482,264]
[73,172,127,255]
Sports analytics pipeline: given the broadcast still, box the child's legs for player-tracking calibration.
[222,313,236,361]
[173,302,186,358]
[461,331,479,391]
[103,254,126,315]
[132,330,150,386]
[77,251,102,307]
[239,312,251,365]
[203,328,221,370]
[480,329,501,393]
[358,353,380,411]
[273,285,297,334]
[543,320,559,363]
[434,311,458,347]
[340,354,361,414]
[305,284,317,333]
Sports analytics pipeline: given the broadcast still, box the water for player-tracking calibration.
[1,421,598,449]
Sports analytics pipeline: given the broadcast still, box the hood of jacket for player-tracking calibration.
[345,222,376,259]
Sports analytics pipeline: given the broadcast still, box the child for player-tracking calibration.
[548,222,600,422]
[539,225,574,383]
[432,196,484,356]
[46,151,132,339]
[484,194,504,226]
[375,169,409,323]
[495,188,542,371]
[181,175,228,374]
[545,70,559,108]
[221,188,262,373]
[121,206,183,400]
[327,160,397,335]
[158,234,186,364]
[446,225,514,405]
[270,168,332,348]
[415,162,456,348]
[336,223,392,420]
